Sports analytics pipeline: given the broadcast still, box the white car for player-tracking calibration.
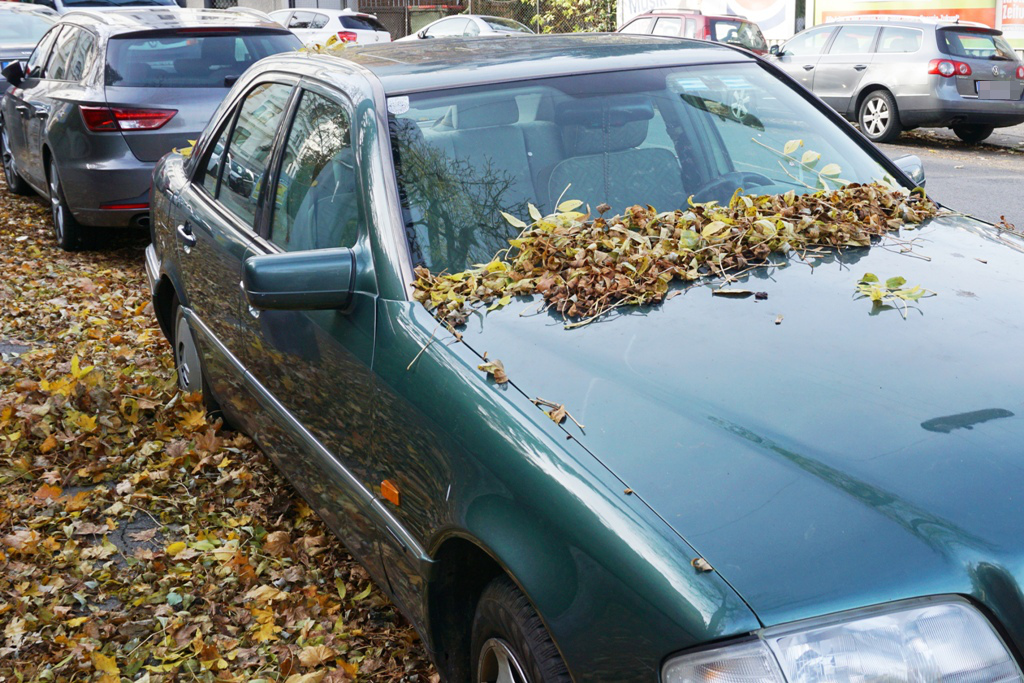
[396,14,533,41]
[269,8,390,46]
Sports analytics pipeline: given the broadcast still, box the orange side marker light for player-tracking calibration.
[381,480,400,506]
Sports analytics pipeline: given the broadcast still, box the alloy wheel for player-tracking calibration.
[174,311,202,393]
[476,638,529,683]
[862,97,890,137]
[1,127,16,185]
[49,162,65,245]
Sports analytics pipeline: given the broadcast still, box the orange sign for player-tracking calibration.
[1003,0,1024,26]
[822,6,998,27]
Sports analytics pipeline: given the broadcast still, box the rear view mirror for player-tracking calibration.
[243,248,355,311]
[2,61,25,88]
[769,44,781,56]
[893,154,926,187]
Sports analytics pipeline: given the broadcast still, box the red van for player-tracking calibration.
[618,8,769,55]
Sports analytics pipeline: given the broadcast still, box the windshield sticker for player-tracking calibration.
[387,96,410,116]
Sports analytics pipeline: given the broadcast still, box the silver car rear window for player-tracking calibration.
[938,28,1017,61]
[105,31,299,88]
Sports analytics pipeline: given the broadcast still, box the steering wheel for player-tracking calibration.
[694,171,774,203]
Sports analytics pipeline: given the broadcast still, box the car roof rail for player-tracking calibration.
[650,7,701,14]
[62,9,112,24]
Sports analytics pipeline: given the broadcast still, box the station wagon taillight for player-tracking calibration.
[928,59,971,77]
[80,106,177,132]
[336,31,358,42]
[1017,65,1024,79]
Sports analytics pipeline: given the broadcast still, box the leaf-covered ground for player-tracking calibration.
[0,178,435,682]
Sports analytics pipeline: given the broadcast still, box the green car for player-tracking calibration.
[146,34,1024,683]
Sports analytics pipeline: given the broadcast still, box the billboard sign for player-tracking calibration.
[814,0,998,28]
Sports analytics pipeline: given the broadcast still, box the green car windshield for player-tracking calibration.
[389,63,893,274]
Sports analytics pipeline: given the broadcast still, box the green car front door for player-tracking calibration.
[234,83,386,577]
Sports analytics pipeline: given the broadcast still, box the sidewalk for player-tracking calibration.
[906,121,1024,152]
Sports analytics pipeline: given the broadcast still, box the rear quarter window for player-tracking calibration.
[105,31,300,88]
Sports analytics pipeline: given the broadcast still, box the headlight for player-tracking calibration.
[664,598,1023,683]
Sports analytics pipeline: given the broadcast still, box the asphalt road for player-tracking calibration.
[878,123,1024,228]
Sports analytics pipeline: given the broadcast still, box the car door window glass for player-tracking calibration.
[426,18,468,37]
[620,17,653,35]
[876,27,923,53]
[783,26,834,56]
[65,30,97,83]
[827,25,878,55]
[219,82,294,227]
[47,26,80,82]
[289,12,315,29]
[652,17,682,37]
[309,13,329,29]
[270,91,360,252]
[26,25,61,78]
[684,19,696,38]
[201,122,232,198]
[465,19,481,36]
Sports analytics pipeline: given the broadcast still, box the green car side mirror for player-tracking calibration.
[242,247,355,311]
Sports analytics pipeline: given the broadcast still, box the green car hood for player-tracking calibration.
[455,215,1024,637]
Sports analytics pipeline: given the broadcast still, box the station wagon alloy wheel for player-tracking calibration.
[858,91,901,143]
[0,124,30,195]
[477,638,529,683]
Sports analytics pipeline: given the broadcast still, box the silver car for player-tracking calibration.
[0,8,300,250]
[396,14,533,41]
[771,17,1024,144]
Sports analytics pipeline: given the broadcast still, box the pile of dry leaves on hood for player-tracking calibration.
[0,179,434,681]
[412,183,940,327]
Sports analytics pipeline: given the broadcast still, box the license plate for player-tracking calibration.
[977,80,1016,100]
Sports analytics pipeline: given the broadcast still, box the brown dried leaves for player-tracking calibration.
[412,183,940,328]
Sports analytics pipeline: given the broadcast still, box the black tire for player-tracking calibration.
[953,124,995,144]
[48,158,88,251]
[471,576,571,683]
[170,295,226,422]
[858,90,902,143]
[0,120,32,196]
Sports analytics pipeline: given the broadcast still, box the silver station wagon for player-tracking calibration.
[772,16,1024,144]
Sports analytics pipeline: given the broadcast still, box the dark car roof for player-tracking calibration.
[59,7,285,36]
[309,33,751,94]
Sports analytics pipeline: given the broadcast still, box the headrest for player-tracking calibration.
[558,95,655,155]
[455,97,519,129]
[556,95,654,127]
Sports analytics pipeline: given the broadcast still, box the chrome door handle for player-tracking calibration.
[802,64,814,71]
[14,104,29,116]
[853,64,867,71]
[176,223,196,253]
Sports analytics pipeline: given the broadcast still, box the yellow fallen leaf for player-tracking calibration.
[39,434,58,453]
[244,584,288,604]
[298,644,336,667]
[285,672,327,683]
[32,483,62,502]
[65,616,88,628]
[166,542,187,557]
[91,651,119,675]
